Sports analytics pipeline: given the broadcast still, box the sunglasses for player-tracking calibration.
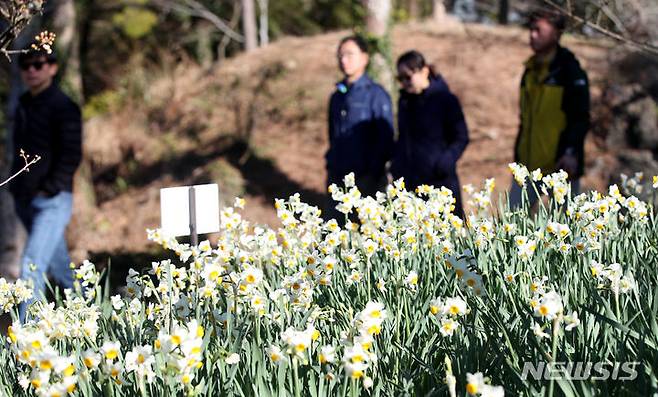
[396,73,413,83]
[19,60,49,71]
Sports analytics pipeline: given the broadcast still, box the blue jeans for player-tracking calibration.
[15,191,74,321]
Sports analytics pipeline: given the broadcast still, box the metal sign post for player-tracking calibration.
[188,186,198,246]
[160,183,220,245]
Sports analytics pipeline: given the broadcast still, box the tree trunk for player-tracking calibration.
[78,0,95,96]
[363,0,393,93]
[433,0,447,22]
[408,0,420,20]
[52,0,96,262]
[498,0,509,25]
[241,0,258,52]
[196,21,214,68]
[364,0,391,37]
[52,0,83,103]
[257,0,268,47]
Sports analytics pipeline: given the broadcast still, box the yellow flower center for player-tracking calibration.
[63,364,75,376]
[8,327,16,344]
[351,354,365,363]
[351,369,364,379]
[466,382,478,395]
[365,320,381,333]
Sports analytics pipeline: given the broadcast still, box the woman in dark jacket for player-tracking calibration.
[391,50,469,217]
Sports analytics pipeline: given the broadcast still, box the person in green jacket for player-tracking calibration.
[510,9,590,208]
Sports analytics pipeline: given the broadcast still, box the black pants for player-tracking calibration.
[404,175,465,219]
[324,172,387,224]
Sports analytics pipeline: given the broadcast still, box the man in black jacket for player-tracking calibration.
[9,48,82,320]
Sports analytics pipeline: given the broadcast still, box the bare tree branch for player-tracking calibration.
[218,1,241,60]
[151,0,244,43]
[596,0,630,38]
[0,0,47,59]
[0,150,41,188]
[541,0,658,56]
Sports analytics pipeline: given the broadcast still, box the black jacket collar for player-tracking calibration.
[20,82,58,104]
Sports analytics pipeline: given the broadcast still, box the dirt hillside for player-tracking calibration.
[67,21,612,261]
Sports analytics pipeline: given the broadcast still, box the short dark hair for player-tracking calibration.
[528,8,567,32]
[339,35,369,54]
[18,46,57,65]
[397,50,427,71]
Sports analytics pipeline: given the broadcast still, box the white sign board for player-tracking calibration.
[160,184,220,237]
